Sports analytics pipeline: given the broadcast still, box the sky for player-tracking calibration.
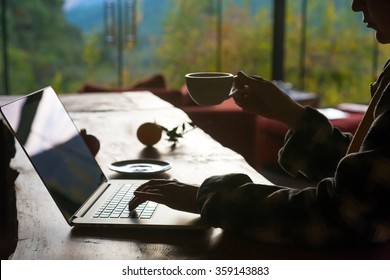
[63,0,102,11]
[63,0,80,11]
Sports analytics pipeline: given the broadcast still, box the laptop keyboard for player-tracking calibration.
[93,184,157,219]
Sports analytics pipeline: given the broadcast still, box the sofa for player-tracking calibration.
[78,74,364,178]
[78,73,186,108]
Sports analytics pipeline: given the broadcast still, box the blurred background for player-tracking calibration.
[1,0,390,106]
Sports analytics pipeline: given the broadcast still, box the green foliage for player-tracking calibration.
[5,0,85,94]
[154,0,386,106]
[158,121,196,146]
[156,0,272,88]
[83,34,103,79]
[284,0,382,106]
[3,0,389,106]
[155,0,218,86]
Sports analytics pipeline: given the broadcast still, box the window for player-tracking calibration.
[1,0,389,106]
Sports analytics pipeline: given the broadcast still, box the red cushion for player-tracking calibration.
[256,118,288,168]
[77,74,188,107]
[329,112,363,134]
[182,99,258,166]
[78,73,167,93]
[78,83,116,93]
[142,88,184,107]
[127,73,166,90]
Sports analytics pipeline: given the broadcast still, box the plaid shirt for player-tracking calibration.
[196,62,390,247]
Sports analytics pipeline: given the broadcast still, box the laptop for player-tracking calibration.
[0,86,204,229]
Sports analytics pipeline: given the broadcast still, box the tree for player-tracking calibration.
[156,0,272,88]
[285,0,390,105]
[156,0,390,106]
[6,0,85,94]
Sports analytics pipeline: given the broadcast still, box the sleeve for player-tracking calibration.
[196,104,390,246]
[197,173,342,246]
[278,106,352,181]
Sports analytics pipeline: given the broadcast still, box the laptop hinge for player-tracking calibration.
[71,182,111,223]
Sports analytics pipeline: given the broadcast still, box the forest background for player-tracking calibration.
[2,0,390,106]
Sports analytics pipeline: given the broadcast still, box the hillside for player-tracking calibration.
[64,0,169,37]
[63,0,272,38]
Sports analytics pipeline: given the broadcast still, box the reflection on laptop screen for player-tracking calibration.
[1,87,106,222]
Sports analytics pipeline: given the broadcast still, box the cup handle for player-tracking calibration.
[228,88,238,98]
[227,75,238,98]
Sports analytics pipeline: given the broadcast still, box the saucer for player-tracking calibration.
[108,159,172,175]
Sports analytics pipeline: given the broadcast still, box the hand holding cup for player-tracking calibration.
[185,72,237,105]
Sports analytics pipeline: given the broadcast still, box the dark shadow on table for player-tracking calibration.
[207,230,390,260]
[71,226,213,259]
[71,226,390,260]
[138,146,162,159]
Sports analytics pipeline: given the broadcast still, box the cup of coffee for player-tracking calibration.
[185,72,236,105]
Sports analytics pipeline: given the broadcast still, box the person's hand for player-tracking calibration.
[233,71,305,130]
[128,179,200,214]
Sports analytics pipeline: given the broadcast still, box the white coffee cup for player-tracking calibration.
[185,72,236,105]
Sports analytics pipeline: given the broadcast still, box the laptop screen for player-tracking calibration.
[1,87,106,223]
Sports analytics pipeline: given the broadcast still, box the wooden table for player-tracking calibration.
[2,92,390,260]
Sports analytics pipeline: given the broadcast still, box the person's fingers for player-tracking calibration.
[134,179,174,193]
[128,187,165,210]
[232,86,250,107]
[134,190,164,200]
[129,181,178,206]
[131,188,179,211]
[128,181,165,209]
[237,71,265,85]
[248,74,265,81]
[136,191,173,206]
[137,182,175,194]
[128,195,147,210]
[237,70,251,80]
[234,71,246,89]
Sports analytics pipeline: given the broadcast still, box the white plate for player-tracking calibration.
[108,159,172,175]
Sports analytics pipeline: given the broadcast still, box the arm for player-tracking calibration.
[233,71,352,181]
[197,173,338,246]
[129,79,390,246]
[197,104,390,246]
[278,107,352,181]
[128,109,390,246]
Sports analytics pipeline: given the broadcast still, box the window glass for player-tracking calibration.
[284,1,390,105]
[2,0,273,95]
[2,0,389,106]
